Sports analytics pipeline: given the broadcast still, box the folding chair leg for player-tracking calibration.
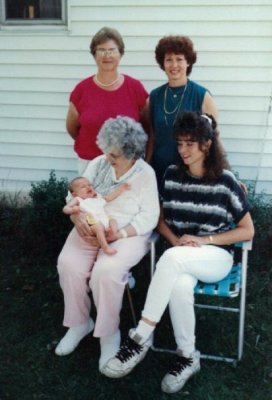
[237,246,249,360]
[125,233,159,331]
[126,284,137,327]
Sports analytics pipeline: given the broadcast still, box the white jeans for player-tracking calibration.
[142,245,233,354]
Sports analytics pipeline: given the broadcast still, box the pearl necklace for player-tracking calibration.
[164,84,188,126]
[94,74,121,87]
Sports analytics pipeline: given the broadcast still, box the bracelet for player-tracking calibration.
[119,228,128,238]
[209,235,214,244]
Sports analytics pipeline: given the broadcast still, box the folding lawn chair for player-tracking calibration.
[126,232,158,327]
[147,234,253,363]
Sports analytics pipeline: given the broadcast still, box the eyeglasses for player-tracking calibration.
[95,48,119,57]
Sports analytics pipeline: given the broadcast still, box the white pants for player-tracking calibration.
[142,245,233,354]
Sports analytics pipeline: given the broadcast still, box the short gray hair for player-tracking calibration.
[97,116,147,160]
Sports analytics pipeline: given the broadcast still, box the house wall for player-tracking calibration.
[0,0,271,195]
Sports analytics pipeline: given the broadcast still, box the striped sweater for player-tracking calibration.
[160,166,251,237]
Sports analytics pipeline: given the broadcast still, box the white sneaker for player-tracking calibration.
[161,350,201,394]
[55,319,94,356]
[100,329,151,378]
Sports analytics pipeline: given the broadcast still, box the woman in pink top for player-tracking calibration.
[66,27,149,174]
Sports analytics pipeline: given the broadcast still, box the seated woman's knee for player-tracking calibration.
[176,274,195,291]
[57,252,74,274]
[157,247,183,269]
[171,274,196,303]
[91,259,125,286]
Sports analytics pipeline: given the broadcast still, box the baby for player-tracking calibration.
[63,177,130,255]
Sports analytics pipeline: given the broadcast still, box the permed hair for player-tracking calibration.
[173,111,228,181]
[97,116,147,160]
[155,35,197,75]
[90,26,125,56]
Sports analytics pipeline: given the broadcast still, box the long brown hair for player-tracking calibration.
[173,111,228,182]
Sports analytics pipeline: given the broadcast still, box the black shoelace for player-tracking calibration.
[115,336,143,363]
[168,356,193,376]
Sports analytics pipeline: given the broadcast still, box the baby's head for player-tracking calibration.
[68,177,97,199]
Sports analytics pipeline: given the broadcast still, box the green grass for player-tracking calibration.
[0,182,272,400]
[1,248,271,400]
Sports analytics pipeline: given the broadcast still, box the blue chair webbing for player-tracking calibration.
[194,264,241,298]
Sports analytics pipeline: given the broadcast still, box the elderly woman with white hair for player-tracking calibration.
[55,116,160,371]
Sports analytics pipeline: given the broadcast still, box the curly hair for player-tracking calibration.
[155,36,197,75]
[97,116,147,160]
[90,26,125,56]
[173,111,228,181]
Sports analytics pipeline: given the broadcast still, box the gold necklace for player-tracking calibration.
[94,74,120,87]
[164,84,188,126]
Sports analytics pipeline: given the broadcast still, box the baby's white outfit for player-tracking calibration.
[77,196,109,228]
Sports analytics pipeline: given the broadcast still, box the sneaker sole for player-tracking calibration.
[161,365,201,394]
[101,348,149,378]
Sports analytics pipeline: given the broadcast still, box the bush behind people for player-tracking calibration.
[0,171,271,274]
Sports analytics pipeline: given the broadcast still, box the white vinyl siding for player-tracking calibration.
[0,0,271,196]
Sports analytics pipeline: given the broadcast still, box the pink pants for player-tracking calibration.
[57,227,150,337]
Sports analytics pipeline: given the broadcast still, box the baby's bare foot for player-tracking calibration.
[104,247,117,255]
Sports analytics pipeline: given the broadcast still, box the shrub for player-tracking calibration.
[246,186,272,272]
[1,172,271,272]
[0,192,26,249]
[23,171,72,261]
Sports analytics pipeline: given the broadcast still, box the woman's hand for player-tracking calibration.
[70,213,99,246]
[174,234,207,247]
[158,210,207,248]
